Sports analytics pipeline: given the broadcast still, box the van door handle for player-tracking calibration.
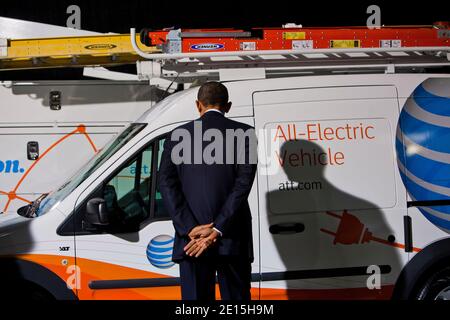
[269,223,305,235]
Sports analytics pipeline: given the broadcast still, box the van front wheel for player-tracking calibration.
[416,266,450,300]
[6,281,55,301]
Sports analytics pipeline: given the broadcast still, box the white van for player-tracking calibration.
[0,80,154,215]
[0,74,449,300]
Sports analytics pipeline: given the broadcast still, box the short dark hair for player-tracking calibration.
[197,81,229,108]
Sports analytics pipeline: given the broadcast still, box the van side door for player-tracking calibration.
[254,85,408,299]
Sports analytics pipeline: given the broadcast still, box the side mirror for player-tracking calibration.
[17,204,33,218]
[85,198,110,226]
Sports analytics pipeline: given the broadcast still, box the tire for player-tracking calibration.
[2,281,55,301]
[416,266,450,300]
[29,288,54,301]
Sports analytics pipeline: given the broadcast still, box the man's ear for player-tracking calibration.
[196,100,202,114]
[223,102,232,114]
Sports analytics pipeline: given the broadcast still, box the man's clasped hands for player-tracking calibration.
[183,223,220,258]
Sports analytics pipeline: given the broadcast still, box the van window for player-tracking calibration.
[102,136,173,225]
[105,145,152,224]
[58,134,171,235]
[37,123,146,217]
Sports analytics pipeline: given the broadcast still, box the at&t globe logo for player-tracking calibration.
[146,235,175,269]
[396,78,450,233]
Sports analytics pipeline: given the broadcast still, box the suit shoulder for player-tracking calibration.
[225,118,254,131]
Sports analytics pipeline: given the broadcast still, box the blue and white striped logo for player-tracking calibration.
[396,78,450,232]
[146,235,175,269]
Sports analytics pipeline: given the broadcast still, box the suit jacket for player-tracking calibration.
[158,111,257,262]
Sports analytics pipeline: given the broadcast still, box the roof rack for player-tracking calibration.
[132,44,450,82]
[0,23,448,82]
[130,24,450,81]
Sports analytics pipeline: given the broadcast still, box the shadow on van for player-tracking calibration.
[0,214,55,300]
[265,139,402,300]
[10,83,164,107]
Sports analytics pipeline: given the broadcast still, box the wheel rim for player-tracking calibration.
[434,286,450,300]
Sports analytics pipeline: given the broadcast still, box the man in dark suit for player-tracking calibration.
[158,81,257,300]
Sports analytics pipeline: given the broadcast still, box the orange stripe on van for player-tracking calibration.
[17,254,393,300]
[259,285,394,300]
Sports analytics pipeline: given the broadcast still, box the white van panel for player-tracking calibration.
[0,128,115,213]
[254,85,408,298]
[0,81,153,214]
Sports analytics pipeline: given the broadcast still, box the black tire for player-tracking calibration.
[3,281,55,301]
[29,287,55,301]
[415,266,450,300]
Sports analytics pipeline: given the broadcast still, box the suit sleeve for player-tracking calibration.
[214,129,257,236]
[158,137,198,237]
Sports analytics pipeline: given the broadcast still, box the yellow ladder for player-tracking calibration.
[0,34,160,70]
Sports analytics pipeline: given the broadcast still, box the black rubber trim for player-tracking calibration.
[403,216,413,253]
[89,265,391,290]
[407,200,450,208]
[90,277,180,289]
[269,223,305,234]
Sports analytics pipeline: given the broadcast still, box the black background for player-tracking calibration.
[0,0,448,79]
